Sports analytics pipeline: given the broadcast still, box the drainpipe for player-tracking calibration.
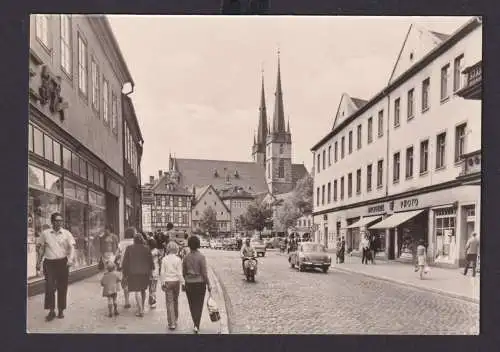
[385,91,390,197]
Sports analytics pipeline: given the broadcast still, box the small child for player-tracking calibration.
[149,238,161,308]
[101,261,121,317]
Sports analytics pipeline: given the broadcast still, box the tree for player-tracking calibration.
[241,201,273,237]
[292,174,314,215]
[274,198,301,233]
[199,206,218,237]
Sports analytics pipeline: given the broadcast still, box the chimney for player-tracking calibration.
[159,170,163,178]
[149,176,154,184]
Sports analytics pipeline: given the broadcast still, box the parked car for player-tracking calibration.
[200,238,209,248]
[289,242,331,273]
[210,239,223,250]
[250,238,266,257]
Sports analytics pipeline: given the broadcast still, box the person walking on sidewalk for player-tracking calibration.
[369,234,377,264]
[464,232,480,277]
[36,212,75,322]
[360,234,369,264]
[121,233,154,317]
[160,241,185,330]
[148,238,161,309]
[338,237,346,264]
[182,236,212,334]
[100,225,119,268]
[115,227,135,309]
[416,239,427,280]
[100,261,121,317]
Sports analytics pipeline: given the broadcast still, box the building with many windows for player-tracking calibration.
[311,18,482,268]
[28,14,135,288]
[192,185,232,235]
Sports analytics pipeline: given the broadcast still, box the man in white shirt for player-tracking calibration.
[36,212,75,321]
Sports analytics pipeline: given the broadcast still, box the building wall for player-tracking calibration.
[30,15,125,175]
[228,198,253,232]
[151,194,192,233]
[192,188,231,233]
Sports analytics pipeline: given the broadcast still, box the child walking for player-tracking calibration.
[416,239,427,280]
[101,261,121,317]
[149,238,161,309]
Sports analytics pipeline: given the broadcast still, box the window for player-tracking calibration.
[33,127,44,157]
[77,34,87,96]
[441,64,450,101]
[71,153,80,175]
[377,160,383,188]
[333,180,337,201]
[367,117,373,143]
[279,144,284,154]
[327,182,331,203]
[62,147,71,170]
[340,177,344,200]
[341,136,345,159]
[102,79,109,123]
[36,15,49,48]
[378,110,384,138]
[279,159,285,178]
[44,135,53,162]
[434,207,457,257]
[321,185,325,205]
[422,78,430,111]
[328,145,331,166]
[357,125,362,150]
[455,123,467,162]
[393,152,400,183]
[453,55,464,91]
[347,131,352,154]
[356,169,361,194]
[407,89,414,119]
[111,93,118,133]
[347,173,352,198]
[394,98,400,127]
[367,164,372,192]
[316,187,320,206]
[91,58,100,111]
[60,15,71,74]
[53,140,61,165]
[420,140,429,174]
[316,154,320,173]
[322,150,326,169]
[406,147,414,179]
[334,142,338,162]
[436,132,446,169]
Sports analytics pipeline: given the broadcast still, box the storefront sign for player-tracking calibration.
[367,204,385,214]
[399,198,419,209]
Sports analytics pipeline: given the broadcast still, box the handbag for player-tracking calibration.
[206,293,220,322]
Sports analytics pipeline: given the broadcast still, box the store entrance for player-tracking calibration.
[388,229,395,260]
[106,193,119,235]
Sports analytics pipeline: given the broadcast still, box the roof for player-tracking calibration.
[291,164,309,188]
[174,158,268,194]
[194,185,210,202]
[430,30,451,42]
[351,97,368,109]
[311,17,481,152]
[151,173,193,196]
[218,186,255,200]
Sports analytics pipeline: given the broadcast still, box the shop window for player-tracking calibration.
[64,180,76,198]
[53,140,61,166]
[28,124,33,152]
[62,147,72,171]
[28,164,44,188]
[75,185,87,203]
[434,207,457,258]
[33,127,44,157]
[44,171,62,193]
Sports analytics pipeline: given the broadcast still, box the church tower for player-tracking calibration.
[252,70,268,168]
[266,50,293,195]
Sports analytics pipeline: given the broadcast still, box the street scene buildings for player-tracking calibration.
[27,15,481,335]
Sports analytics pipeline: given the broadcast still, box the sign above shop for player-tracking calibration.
[367,204,385,214]
[399,198,419,210]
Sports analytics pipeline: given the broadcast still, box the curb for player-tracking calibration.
[208,265,230,334]
[331,265,479,304]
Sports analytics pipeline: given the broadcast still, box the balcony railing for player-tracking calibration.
[457,150,481,182]
[456,61,482,100]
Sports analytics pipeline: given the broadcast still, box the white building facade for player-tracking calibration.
[311,18,482,268]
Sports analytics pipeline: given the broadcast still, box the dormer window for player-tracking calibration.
[410,52,414,61]
[234,170,239,178]
[213,169,218,177]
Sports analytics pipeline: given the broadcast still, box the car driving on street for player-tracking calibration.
[289,242,331,273]
[251,238,266,257]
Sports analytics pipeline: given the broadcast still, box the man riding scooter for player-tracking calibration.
[240,237,257,275]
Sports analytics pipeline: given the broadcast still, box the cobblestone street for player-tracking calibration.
[204,249,479,335]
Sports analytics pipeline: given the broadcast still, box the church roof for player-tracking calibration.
[272,50,286,134]
[173,158,269,194]
[218,186,255,200]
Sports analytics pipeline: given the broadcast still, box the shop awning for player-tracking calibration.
[346,215,383,229]
[368,209,425,229]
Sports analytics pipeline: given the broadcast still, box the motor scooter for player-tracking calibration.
[243,256,258,282]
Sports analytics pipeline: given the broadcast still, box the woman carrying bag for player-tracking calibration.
[182,236,212,334]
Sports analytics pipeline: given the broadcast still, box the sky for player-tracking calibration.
[108,15,470,182]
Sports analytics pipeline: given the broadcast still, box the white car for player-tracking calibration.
[200,239,209,248]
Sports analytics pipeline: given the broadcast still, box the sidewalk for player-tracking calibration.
[27,266,228,334]
[327,254,479,303]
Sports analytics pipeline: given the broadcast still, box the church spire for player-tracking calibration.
[272,48,286,133]
[256,65,268,146]
[287,116,290,133]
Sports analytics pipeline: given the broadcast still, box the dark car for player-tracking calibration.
[289,243,331,273]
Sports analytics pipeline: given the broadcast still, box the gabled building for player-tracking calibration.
[218,185,255,234]
[192,185,231,235]
[311,17,482,268]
